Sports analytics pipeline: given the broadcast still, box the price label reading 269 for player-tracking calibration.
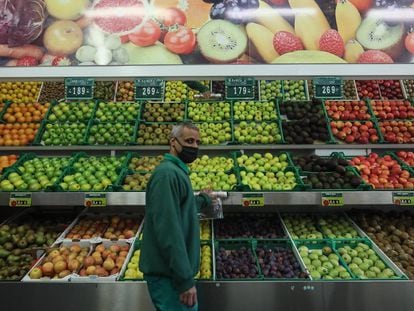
[314,77,343,99]
[321,85,337,95]
[135,79,164,100]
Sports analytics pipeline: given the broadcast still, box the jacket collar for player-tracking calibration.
[164,153,190,174]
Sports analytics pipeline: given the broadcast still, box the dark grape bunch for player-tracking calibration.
[208,0,260,24]
[315,0,336,29]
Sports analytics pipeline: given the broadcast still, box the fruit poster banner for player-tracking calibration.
[0,0,413,67]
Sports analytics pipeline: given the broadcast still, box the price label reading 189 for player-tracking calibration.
[225,77,255,99]
[65,78,94,100]
[135,79,164,100]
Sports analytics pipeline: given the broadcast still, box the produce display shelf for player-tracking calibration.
[0,191,409,207]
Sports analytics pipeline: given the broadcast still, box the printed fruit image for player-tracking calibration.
[136,123,172,145]
[236,152,290,172]
[303,169,363,189]
[2,102,49,123]
[256,244,307,279]
[190,171,237,190]
[215,244,260,279]
[215,214,285,239]
[396,151,414,167]
[337,242,397,279]
[319,29,345,57]
[28,243,88,280]
[344,40,364,63]
[279,99,330,144]
[282,214,323,240]
[122,173,151,191]
[234,121,281,144]
[188,101,231,122]
[128,156,163,172]
[370,100,414,120]
[240,170,297,191]
[198,122,232,145]
[357,50,394,64]
[325,100,371,120]
[0,123,40,146]
[124,249,143,279]
[348,0,373,13]
[42,123,88,146]
[335,0,361,44]
[92,0,145,35]
[377,80,404,100]
[95,102,139,122]
[60,156,125,192]
[379,120,414,144]
[87,122,135,145]
[298,244,352,280]
[197,19,248,63]
[349,153,414,189]
[272,50,347,63]
[45,0,89,20]
[190,155,234,172]
[209,0,260,24]
[246,23,279,63]
[282,80,307,101]
[77,243,130,277]
[317,215,359,239]
[128,20,161,47]
[233,101,277,122]
[0,156,71,192]
[272,31,304,55]
[330,120,380,144]
[43,20,83,56]
[352,210,414,279]
[48,101,95,122]
[356,18,404,60]
[142,102,185,122]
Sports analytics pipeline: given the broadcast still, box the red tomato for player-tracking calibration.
[128,20,161,47]
[158,7,187,27]
[405,32,414,54]
[164,26,196,55]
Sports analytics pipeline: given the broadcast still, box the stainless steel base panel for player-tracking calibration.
[1,281,413,311]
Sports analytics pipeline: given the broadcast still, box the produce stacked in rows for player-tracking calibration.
[2,0,414,66]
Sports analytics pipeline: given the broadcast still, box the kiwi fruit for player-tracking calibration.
[197,19,248,63]
[356,18,404,59]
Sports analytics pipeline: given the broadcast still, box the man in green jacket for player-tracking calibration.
[140,122,212,311]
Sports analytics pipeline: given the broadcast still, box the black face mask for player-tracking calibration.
[175,138,199,164]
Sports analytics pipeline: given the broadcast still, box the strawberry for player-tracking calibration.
[319,29,345,58]
[357,50,394,64]
[52,56,72,66]
[272,31,304,55]
[16,56,38,67]
[268,0,288,5]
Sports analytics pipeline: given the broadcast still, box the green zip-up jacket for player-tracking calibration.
[140,153,212,293]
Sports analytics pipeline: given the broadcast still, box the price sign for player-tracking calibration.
[393,192,414,206]
[135,78,164,100]
[225,77,255,99]
[321,192,344,207]
[65,78,94,100]
[242,193,264,207]
[9,193,32,207]
[84,193,107,208]
[314,77,343,98]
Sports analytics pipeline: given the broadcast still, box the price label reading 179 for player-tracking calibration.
[225,77,255,99]
[135,79,164,100]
